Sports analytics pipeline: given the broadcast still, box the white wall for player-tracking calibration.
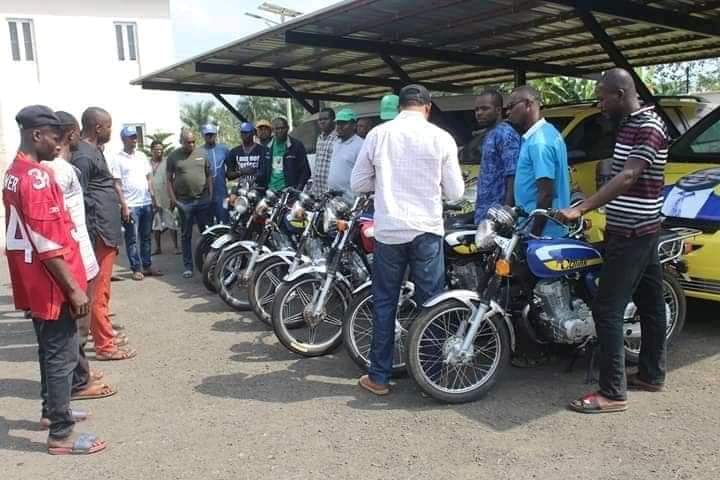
[0,0,180,178]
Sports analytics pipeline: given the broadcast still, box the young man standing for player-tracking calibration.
[351,85,464,396]
[167,129,213,278]
[559,69,670,414]
[311,108,337,196]
[256,117,310,193]
[149,140,179,255]
[255,119,273,147]
[327,109,364,198]
[115,127,161,280]
[202,124,230,224]
[4,105,106,455]
[355,117,373,139]
[226,122,269,187]
[71,107,136,361]
[473,89,521,223]
[506,85,570,237]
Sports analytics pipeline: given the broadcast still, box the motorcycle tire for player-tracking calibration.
[248,256,293,327]
[624,271,687,365]
[216,247,252,312]
[194,232,220,273]
[407,299,511,404]
[271,274,351,357]
[201,248,221,293]
[342,285,418,376]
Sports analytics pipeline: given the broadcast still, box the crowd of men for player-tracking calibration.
[2,66,669,455]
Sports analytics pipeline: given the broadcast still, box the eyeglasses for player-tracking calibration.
[504,98,533,111]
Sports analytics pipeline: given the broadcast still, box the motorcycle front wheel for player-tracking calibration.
[407,299,511,404]
[201,247,222,293]
[215,247,252,311]
[249,256,293,327]
[342,285,418,375]
[271,274,351,357]
[194,231,224,273]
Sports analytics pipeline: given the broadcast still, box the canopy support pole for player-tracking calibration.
[212,93,247,123]
[514,69,527,87]
[274,76,318,114]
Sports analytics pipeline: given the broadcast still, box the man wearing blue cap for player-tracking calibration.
[114,127,161,281]
[201,123,230,224]
[227,122,269,187]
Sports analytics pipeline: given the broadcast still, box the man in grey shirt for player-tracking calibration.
[327,109,363,199]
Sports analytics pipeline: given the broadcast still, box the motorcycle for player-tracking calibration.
[271,193,374,356]
[342,214,487,375]
[406,206,697,404]
[247,190,337,326]
[214,188,299,311]
[200,186,259,293]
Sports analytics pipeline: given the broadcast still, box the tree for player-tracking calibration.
[529,76,597,105]
[140,132,175,158]
[180,100,216,132]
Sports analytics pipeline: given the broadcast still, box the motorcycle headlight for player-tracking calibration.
[255,198,270,216]
[486,205,516,235]
[323,206,338,233]
[475,219,497,250]
[234,196,249,216]
[286,201,308,229]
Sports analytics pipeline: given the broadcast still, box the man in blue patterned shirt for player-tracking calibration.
[473,89,521,223]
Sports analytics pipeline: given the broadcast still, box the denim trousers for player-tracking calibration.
[124,204,153,272]
[176,198,211,271]
[593,232,666,401]
[33,305,78,439]
[368,233,445,385]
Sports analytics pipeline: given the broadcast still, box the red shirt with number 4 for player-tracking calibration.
[3,152,86,320]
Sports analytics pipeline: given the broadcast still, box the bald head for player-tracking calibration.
[180,128,196,153]
[506,85,543,133]
[597,68,641,119]
[81,107,112,145]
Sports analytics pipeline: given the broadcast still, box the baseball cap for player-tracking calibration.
[120,126,138,138]
[335,109,357,122]
[201,123,218,135]
[256,119,272,129]
[15,105,61,130]
[240,122,255,133]
[399,84,432,106]
[379,94,399,120]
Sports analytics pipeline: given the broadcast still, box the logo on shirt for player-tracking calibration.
[4,173,19,192]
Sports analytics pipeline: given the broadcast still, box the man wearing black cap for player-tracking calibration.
[226,122,269,187]
[3,105,106,454]
[351,85,464,396]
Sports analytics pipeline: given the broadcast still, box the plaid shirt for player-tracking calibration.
[312,131,337,195]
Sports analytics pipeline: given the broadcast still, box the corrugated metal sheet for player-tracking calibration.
[133,0,720,101]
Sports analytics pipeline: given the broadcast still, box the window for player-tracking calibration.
[114,22,138,61]
[123,124,146,148]
[7,19,35,62]
[563,113,616,165]
[688,118,720,154]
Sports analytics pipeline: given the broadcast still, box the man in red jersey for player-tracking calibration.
[3,105,106,455]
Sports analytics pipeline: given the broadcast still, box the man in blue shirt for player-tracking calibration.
[201,123,230,224]
[506,85,570,237]
[473,89,521,223]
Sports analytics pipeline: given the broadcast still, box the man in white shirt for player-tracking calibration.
[351,84,464,395]
[115,127,161,280]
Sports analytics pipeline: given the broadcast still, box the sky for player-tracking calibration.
[170,0,340,60]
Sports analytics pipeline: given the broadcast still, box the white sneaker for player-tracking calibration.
[183,270,193,278]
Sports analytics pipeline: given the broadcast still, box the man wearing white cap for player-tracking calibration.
[201,123,230,224]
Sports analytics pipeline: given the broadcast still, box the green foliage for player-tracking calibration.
[180,100,216,133]
[529,76,597,105]
[140,132,175,158]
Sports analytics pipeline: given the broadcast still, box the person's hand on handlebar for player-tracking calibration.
[555,206,583,224]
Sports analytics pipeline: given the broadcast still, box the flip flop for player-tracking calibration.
[568,392,627,414]
[48,432,107,455]
[358,375,389,396]
[40,408,91,429]
[95,347,137,362]
[71,382,118,401]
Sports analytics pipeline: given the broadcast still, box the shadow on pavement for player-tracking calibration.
[0,417,47,454]
[0,378,41,400]
[211,316,270,334]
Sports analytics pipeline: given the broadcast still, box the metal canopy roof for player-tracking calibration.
[133,0,720,109]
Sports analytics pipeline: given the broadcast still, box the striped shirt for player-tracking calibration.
[605,106,668,237]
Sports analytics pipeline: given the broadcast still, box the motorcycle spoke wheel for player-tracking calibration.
[256,265,286,310]
[416,306,501,395]
[623,277,680,356]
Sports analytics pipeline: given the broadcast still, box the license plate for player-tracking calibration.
[211,234,232,249]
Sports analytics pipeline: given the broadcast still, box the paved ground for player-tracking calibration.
[1,245,720,480]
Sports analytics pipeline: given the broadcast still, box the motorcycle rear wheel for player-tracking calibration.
[216,247,252,312]
[194,232,221,273]
[201,248,221,293]
[249,256,293,327]
[271,274,351,357]
[407,299,511,404]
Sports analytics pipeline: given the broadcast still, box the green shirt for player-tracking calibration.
[167,148,210,201]
[269,141,287,192]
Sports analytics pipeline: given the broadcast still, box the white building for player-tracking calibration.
[0,0,180,178]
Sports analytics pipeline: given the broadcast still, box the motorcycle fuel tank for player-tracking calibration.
[526,239,603,279]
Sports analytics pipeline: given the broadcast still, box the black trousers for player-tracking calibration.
[592,232,667,401]
[33,305,78,439]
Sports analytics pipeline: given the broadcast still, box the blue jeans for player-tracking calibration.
[368,233,445,385]
[176,198,211,271]
[124,204,153,273]
[211,197,229,225]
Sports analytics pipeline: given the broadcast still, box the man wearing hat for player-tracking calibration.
[114,126,161,281]
[227,122,269,187]
[4,105,106,454]
[328,108,363,198]
[379,94,399,122]
[351,85,464,396]
[201,123,230,224]
[255,119,273,147]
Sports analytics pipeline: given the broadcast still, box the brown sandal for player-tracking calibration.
[71,382,118,400]
[568,392,627,414]
[95,347,137,362]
